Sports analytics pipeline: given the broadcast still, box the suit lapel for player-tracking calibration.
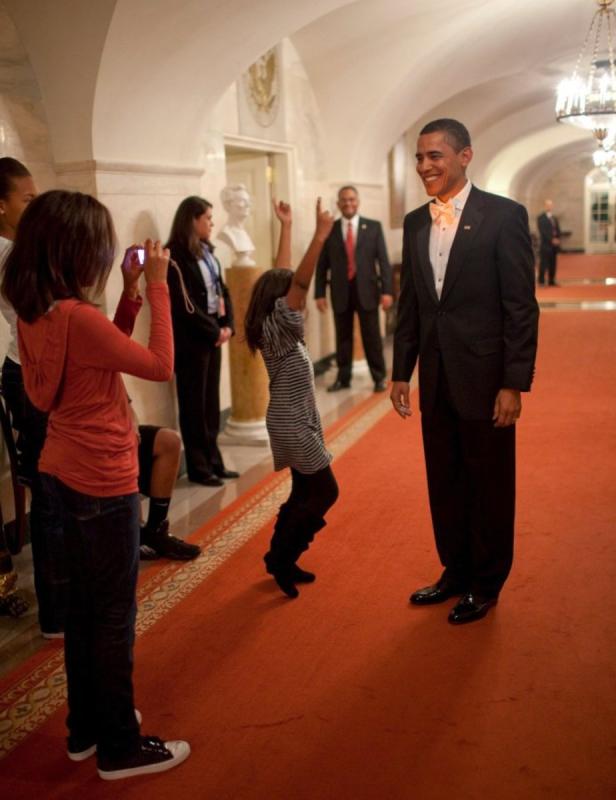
[415,206,439,304]
[333,219,347,266]
[355,217,367,254]
[439,187,485,303]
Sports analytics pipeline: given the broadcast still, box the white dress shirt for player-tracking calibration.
[429,180,472,299]
[0,236,20,364]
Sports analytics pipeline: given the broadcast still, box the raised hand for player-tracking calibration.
[143,239,170,284]
[315,197,334,242]
[121,245,144,299]
[272,198,292,226]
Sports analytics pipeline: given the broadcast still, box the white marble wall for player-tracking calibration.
[0,23,396,436]
[0,4,56,361]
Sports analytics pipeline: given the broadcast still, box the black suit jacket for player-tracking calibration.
[167,241,234,365]
[314,217,393,313]
[392,186,539,421]
[537,212,561,252]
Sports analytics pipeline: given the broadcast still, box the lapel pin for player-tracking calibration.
[361,223,367,229]
[463,225,471,230]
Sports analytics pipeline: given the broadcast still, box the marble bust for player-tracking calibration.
[217,184,256,267]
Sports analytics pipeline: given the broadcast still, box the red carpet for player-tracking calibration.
[555,252,616,280]
[1,309,615,799]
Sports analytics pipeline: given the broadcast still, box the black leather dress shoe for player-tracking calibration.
[410,578,466,606]
[188,475,224,487]
[373,380,387,393]
[327,380,351,393]
[448,593,498,625]
[215,469,240,479]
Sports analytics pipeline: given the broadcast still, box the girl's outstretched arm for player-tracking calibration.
[273,199,292,268]
[286,198,334,311]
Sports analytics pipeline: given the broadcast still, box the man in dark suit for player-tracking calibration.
[391,118,539,624]
[315,186,393,392]
[537,199,561,286]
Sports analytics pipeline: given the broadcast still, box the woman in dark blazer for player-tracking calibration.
[166,196,238,486]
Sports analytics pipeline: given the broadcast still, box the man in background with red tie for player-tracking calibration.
[390,119,539,624]
[537,199,561,286]
[315,185,393,393]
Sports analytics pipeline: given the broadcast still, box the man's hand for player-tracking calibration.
[390,380,412,419]
[492,388,521,427]
[381,294,393,311]
[316,298,328,313]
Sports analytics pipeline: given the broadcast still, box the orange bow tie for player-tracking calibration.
[429,200,456,226]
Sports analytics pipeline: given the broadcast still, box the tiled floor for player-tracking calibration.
[0,359,384,677]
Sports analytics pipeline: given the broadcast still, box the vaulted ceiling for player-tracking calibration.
[2,0,598,192]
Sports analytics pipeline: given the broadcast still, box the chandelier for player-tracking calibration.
[593,141,616,167]
[556,0,616,143]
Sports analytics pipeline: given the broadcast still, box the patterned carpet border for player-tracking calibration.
[0,392,393,759]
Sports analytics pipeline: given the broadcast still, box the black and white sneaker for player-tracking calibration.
[67,709,143,762]
[97,735,190,780]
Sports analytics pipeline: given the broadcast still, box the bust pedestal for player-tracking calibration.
[222,265,270,446]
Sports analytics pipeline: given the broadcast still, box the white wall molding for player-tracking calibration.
[54,159,204,177]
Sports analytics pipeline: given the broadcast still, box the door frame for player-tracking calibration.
[584,169,616,254]
[224,134,296,265]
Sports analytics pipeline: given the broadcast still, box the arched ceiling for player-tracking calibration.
[291,0,595,186]
[511,139,595,205]
[1,0,601,193]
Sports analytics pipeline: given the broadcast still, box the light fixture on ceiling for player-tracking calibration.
[556,0,616,143]
[593,141,616,167]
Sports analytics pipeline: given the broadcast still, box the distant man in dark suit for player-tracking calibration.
[391,118,539,624]
[537,199,561,286]
[315,186,393,393]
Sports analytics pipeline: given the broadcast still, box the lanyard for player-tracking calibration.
[201,246,221,295]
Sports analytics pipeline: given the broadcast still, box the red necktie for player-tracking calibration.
[345,221,356,281]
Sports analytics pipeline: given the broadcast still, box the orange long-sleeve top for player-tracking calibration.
[18,282,173,497]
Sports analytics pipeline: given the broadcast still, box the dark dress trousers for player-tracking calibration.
[537,212,561,285]
[167,242,234,481]
[315,217,393,384]
[393,187,539,596]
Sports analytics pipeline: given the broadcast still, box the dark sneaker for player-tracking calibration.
[97,736,190,780]
[67,738,97,762]
[67,709,142,762]
[141,521,201,561]
[139,543,161,561]
[290,565,316,583]
[272,570,299,599]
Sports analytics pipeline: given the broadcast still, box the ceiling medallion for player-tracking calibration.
[244,49,279,128]
[556,0,616,143]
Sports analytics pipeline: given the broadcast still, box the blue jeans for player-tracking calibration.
[2,357,68,633]
[40,475,141,759]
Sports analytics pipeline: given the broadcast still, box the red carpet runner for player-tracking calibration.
[1,308,615,799]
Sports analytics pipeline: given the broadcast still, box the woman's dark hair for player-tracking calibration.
[0,157,31,200]
[167,196,212,258]
[1,190,116,323]
[244,268,293,353]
